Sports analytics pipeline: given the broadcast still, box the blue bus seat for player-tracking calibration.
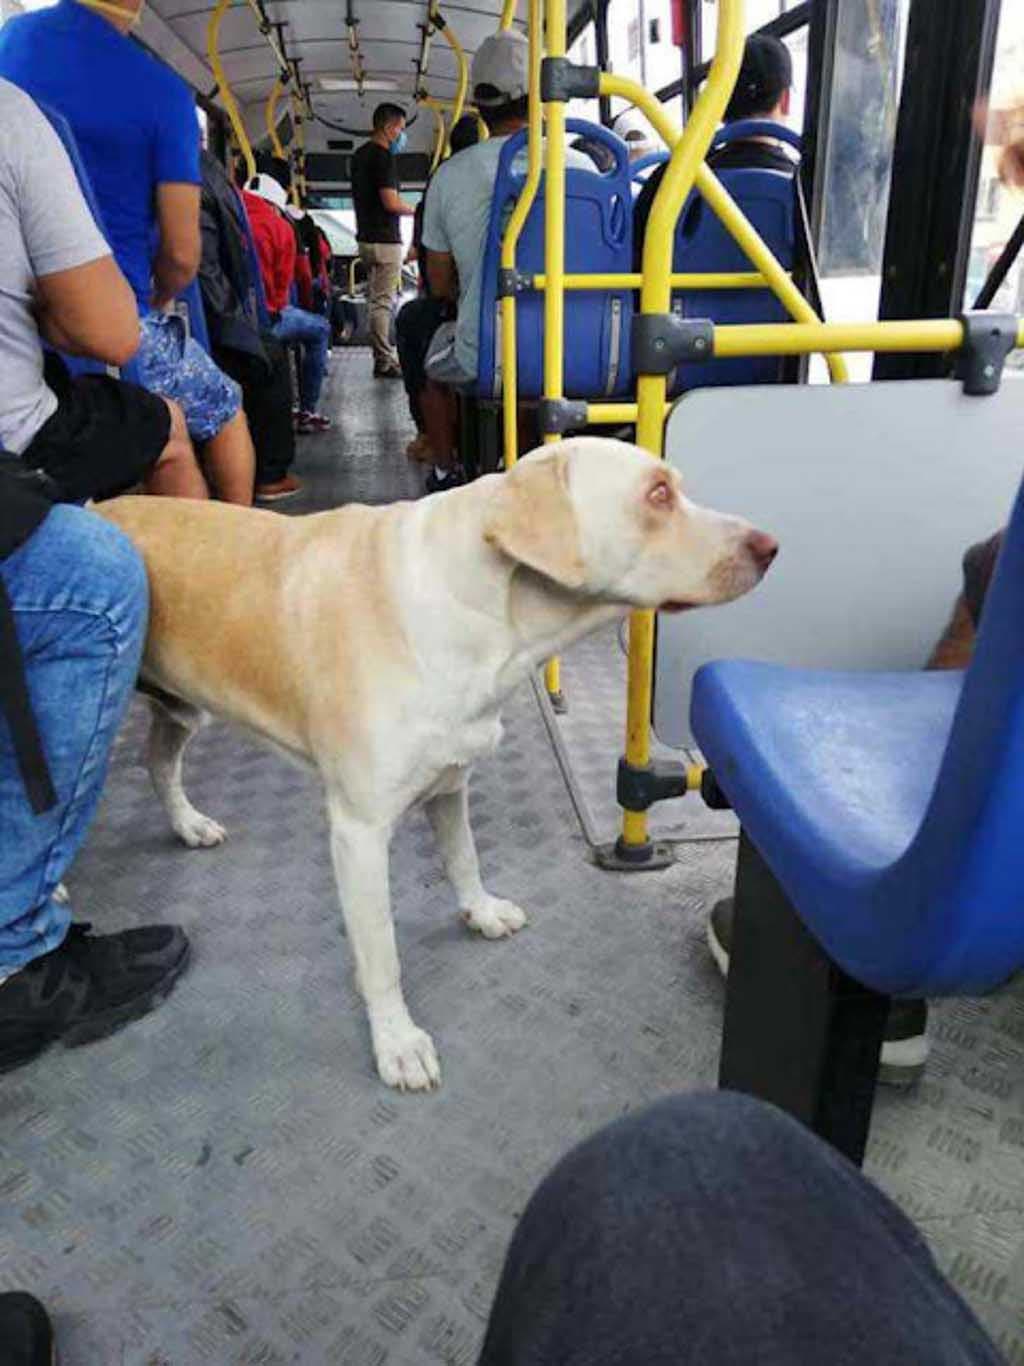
[691,463,1024,1159]
[630,149,668,196]
[668,119,800,393]
[476,119,634,399]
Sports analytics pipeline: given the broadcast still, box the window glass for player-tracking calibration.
[963,1,1024,376]
[605,0,683,153]
[568,22,601,125]
[812,0,910,381]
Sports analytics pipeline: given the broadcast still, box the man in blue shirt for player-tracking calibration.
[0,0,255,505]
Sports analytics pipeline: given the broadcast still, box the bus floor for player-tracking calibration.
[3,349,1024,1365]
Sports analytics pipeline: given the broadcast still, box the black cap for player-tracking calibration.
[725,34,793,122]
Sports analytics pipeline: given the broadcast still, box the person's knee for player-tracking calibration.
[154,400,195,468]
[35,506,149,651]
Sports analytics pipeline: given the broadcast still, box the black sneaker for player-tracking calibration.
[425,467,464,495]
[707,897,929,1086]
[0,921,190,1074]
[0,1291,55,1364]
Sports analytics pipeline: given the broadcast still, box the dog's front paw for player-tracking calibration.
[372,1019,441,1092]
[173,807,227,849]
[462,897,528,940]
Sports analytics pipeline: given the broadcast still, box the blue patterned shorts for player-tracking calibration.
[135,313,241,443]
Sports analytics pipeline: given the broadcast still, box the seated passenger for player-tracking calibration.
[397,114,480,464]
[0,457,189,1075]
[418,29,590,491]
[199,149,301,501]
[633,32,796,260]
[243,174,333,435]
[0,77,206,503]
[0,0,256,506]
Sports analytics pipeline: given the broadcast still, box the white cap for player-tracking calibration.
[247,173,288,210]
[471,29,529,107]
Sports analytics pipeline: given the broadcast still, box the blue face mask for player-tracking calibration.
[391,129,408,155]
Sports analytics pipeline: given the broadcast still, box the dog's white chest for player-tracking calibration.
[417,714,503,799]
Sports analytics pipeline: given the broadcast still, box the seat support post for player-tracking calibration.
[718,831,888,1166]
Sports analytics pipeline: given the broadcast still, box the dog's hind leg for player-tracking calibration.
[146,696,226,849]
[425,776,527,939]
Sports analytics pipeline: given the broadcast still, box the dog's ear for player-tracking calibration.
[483,452,586,589]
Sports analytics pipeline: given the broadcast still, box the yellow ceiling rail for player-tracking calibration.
[499,0,517,29]
[500,0,542,468]
[429,104,447,174]
[207,0,256,184]
[265,75,287,160]
[429,9,468,156]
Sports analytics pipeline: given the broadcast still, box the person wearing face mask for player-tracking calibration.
[351,103,417,378]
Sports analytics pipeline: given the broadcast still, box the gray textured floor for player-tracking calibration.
[4,350,1024,1364]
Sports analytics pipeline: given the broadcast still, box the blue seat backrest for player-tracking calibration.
[38,102,142,385]
[670,120,800,392]
[476,119,633,399]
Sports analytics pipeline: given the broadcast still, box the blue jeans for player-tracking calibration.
[480,1092,1001,1364]
[0,506,147,970]
[271,305,331,413]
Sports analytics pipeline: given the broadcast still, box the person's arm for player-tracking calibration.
[426,250,458,303]
[35,257,138,364]
[152,183,201,306]
[380,186,417,217]
[15,91,139,363]
[295,250,314,311]
[274,217,297,312]
[151,78,203,306]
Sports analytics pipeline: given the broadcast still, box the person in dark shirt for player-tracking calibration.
[634,33,795,263]
[351,102,417,377]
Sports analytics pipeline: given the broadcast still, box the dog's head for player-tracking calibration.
[483,437,777,612]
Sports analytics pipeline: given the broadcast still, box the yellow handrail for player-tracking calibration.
[429,104,447,174]
[532,272,769,290]
[207,0,256,184]
[620,0,746,854]
[432,10,469,156]
[713,317,1024,355]
[265,75,287,160]
[500,0,543,469]
[542,0,568,707]
[499,0,518,29]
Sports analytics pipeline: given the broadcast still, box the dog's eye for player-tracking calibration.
[647,478,674,508]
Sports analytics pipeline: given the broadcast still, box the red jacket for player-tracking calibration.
[243,190,296,314]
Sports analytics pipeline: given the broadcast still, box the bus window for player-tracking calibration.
[964,0,1024,370]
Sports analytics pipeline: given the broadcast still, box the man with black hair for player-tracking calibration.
[351,103,416,377]
[634,32,796,257]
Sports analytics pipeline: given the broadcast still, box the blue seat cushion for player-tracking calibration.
[691,662,963,956]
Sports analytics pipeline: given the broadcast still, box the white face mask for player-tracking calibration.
[77,0,145,30]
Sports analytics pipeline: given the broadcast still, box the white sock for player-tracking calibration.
[434,466,448,480]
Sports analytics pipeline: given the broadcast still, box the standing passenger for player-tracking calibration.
[0,0,256,505]
[351,103,417,378]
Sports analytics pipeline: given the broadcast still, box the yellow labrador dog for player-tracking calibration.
[101,438,776,1090]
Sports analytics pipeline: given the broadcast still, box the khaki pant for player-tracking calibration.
[359,241,404,369]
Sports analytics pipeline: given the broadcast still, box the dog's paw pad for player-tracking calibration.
[175,811,227,849]
[462,898,528,940]
[374,1025,441,1093]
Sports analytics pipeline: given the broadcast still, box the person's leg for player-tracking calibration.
[0,506,189,1069]
[214,343,297,494]
[396,296,449,442]
[420,380,458,469]
[479,1092,1002,1366]
[202,409,255,506]
[272,306,331,416]
[143,398,209,500]
[363,243,402,372]
[134,314,254,506]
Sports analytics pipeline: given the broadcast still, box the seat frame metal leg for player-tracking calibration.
[718,831,889,1166]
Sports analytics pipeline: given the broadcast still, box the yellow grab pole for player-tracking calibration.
[433,11,469,155]
[207,0,256,184]
[696,166,848,382]
[620,0,746,854]
[543,0,568,707]
[499,0,518,28]
[265,75,286,160]
[429,105,447,174]
[500,0,543,469]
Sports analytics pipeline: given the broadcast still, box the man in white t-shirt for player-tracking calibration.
[418,28,588,492]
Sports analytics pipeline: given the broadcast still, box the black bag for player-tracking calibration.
[0,461,62,813]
